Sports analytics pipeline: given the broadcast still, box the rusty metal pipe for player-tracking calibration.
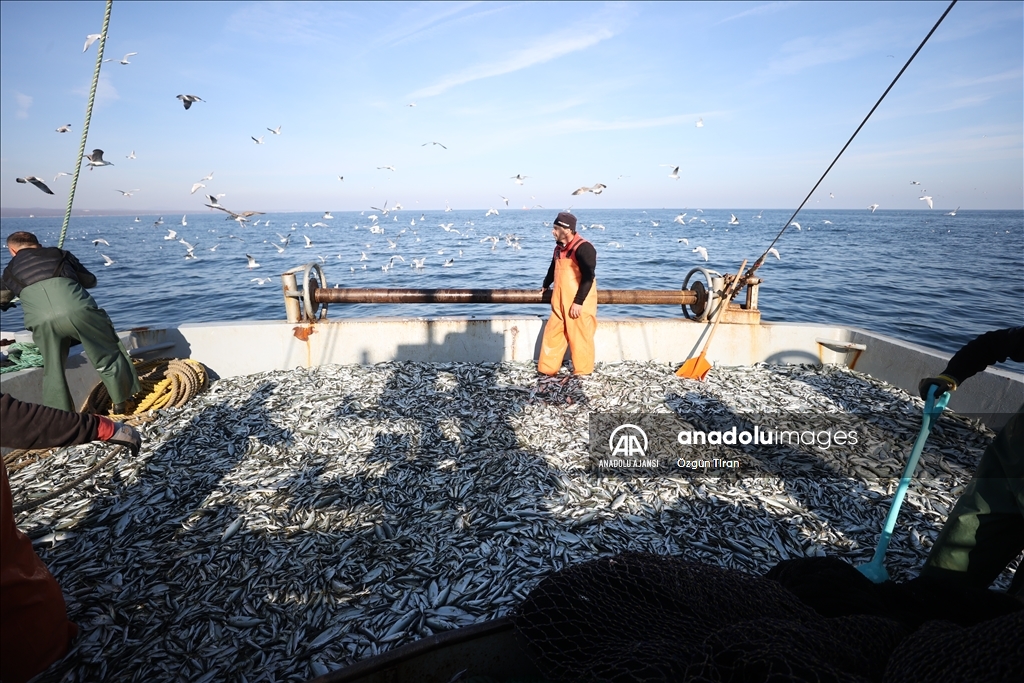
[312,287,698,305]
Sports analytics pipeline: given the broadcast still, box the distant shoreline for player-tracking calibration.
[0,208,193,218]
[3,207,1021,219]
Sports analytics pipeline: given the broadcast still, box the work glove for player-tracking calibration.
[104,421,142,457]
[919,374,957,400]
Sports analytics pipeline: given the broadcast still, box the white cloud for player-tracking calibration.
[227,2,352,44]
[14,91,32,119]
[379,2,487,47]
[544,113,707,134]
[73,73,119,106]
[947,69,1024,89]
[716,1,799,26]
[764,21,901,76]
[409,24,616,99]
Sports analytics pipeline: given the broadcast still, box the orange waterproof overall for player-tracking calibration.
[538,235,597,375]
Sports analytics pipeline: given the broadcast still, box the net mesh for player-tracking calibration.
[512,552,1023,682]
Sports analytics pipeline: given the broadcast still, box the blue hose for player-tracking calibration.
[858,385,951,583]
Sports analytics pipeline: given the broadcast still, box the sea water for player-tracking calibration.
[1,208,1022,371]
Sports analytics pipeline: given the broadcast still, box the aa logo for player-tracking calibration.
[609,424,648,458]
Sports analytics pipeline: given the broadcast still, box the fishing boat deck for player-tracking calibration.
[8,359,1016,683]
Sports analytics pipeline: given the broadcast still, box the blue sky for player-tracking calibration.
[1,1,1021,212]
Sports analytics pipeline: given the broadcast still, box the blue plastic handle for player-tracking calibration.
[858,384,951,583]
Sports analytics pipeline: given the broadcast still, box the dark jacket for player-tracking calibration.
[0,247,97,311]
[0,393,102,449]
[942,327,1024,385]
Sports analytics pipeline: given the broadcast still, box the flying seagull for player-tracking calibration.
[83,33,101,52]
[176,94,204,110]
[92,238,110,246]
[191,183,205,194]
[56,124,71,133]
[695,118,704,128]
[768,248,781,260]
[323,212,333,219]
[789,221,801,230]
[693,246,708,261]
[511,174,529,185]
[199,171,214,182]
[182,215,187,226]
[267,125,282,135]
[101,254,115,266]
[252,136,264,145]
[911,181,921,185]
[53,171,72,182]
[84,149,113,169]
[126,150,136,159]
[377,165,396,171]
[485,208,499,217]
[945,206,959,216]
[16,176,54,194]
[728,214,740,225]
[118,52,138,65]
[919,195,933,209]
[868,204,879,212]
[661,165,680,180]
[246,254,260,270]
[572,183,606,196]
[114,189,139,197]
[422,141,447,149]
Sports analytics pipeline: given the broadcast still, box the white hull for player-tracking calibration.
[3,317,1020,428]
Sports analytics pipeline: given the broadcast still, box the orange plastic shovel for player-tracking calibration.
[676,260,747,380]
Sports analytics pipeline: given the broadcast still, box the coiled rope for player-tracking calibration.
[0,342,44,374]
[80,357,208,418]
[57,0,113,249]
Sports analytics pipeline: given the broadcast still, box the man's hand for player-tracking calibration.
[569,303,582,319]
[105,422,142,456]
[919,375,957,400]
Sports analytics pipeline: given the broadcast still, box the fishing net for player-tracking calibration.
[512,552,1023,682]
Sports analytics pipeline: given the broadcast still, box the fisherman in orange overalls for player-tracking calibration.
[538,212,598,375]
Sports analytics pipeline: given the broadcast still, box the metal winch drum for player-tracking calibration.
[280,262,761,325]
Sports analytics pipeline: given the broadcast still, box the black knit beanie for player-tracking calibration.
[554,212,577,232]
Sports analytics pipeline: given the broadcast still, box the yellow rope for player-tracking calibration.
[80,357,208,419]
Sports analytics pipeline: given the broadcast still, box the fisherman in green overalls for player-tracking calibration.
[0,231,139,413]
[918,326,1024,597]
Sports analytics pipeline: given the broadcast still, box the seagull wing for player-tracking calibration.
[17,177,54,195]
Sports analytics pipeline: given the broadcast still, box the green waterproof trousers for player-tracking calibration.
[921,404,1024,596]
[19,278,140,413]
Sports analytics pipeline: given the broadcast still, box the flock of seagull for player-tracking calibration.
[14,31,966,283]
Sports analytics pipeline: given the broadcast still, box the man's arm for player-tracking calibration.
[0,282,14,312]
[542,259,555,290]
[0,393,101,449]
[572,242,596,305]
[942,327,1024,386]
[0,265,16,311]
[66,251,97,289]
[921,327,1024,398]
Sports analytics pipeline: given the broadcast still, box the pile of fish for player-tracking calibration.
[10,360,1007,683]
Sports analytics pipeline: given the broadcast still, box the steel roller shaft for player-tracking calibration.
[311,287,698,305]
